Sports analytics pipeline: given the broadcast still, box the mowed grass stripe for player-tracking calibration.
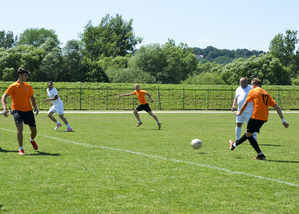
[1,127,297,187]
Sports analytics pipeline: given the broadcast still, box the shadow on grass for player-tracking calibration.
[27,151,61,156]
[0,204,8,212]
[259,144,282,147]
[0,149,60,156]
[266,159,299,163]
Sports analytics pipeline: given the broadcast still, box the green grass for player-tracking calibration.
[0,112,298,213]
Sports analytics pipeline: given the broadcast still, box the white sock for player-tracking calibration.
[258,152,263,155]
[235,127,242,140]
[138,121,142,124]
[19,147,24,150]
[56,121,60,125]
[30,138,34,142]
[67,124,71,128]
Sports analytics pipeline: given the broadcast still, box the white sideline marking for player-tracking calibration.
[1,128,298,187]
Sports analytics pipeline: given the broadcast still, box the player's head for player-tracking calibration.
[251,78,262,88]
[17,68,30,75]
[239,77,248,89]
[17,68,30,80]
[134,84,140,91]
[47,81,53,89]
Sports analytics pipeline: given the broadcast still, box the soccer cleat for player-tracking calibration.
[254,154,266,160]
[30,139,38,150]
[19,149,25,155]
[54,123,62,130]
[65,127,72,132]
[229,140,235,151]
[0,147,3,151]
[158,121,162,130]
[136,122,143,127]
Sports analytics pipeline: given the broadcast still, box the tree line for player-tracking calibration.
[1,14,299,85]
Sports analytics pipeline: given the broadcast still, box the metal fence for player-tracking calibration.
[1,87,299,110]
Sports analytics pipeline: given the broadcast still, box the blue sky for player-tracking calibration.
[1,0,298,52]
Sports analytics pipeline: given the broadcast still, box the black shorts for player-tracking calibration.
[12,110,36,127]
[136,103,152,112]
[246,118,265,133]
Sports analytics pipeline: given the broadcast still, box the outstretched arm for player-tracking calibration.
[273,104,289,128]
[118,92,134,97]
[146,92,154,102]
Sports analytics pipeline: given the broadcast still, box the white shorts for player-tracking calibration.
[236,112,252,124]
[48,104,64,115]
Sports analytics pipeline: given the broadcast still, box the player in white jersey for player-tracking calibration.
[45,81,72,132]
[231,77,256,140]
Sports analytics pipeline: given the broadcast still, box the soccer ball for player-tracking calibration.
[191,139,202,149]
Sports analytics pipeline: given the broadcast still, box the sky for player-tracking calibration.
[1,0,298,52]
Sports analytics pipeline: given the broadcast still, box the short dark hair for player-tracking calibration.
[48,81,53,84]
[17,68,30,75]
[251,78,262,86]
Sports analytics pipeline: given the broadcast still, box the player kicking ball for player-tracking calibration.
[118,84,161,129]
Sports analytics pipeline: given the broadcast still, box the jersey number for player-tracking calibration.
[262,94,269,105]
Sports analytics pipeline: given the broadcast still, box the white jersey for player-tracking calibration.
[47,87,63,106]
[235,85,253,113]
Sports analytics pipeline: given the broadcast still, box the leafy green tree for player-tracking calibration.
[106,68,156,83]
[0,45,45,81]
[82,60,109,82]
[61,40,82,81]
[81,14,142,61]
[19,28,60,47]
[129,39,197,84]
[0,30,18,49]
[221,53,291,85]
[269,29,298,67]
[182,72,226,85]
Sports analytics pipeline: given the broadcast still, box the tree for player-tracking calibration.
[129,39,197,84]
[221,53,291,85]
[61,40,82,81]
[81,14,142,61]
[19,28,60,47]
[269,29,298,67]
[0,30,18,49]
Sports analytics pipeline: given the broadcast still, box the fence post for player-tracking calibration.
[106,87,108,110]
[183,87,185,110]
[207,88,209,110]
[80,86,82,110]
[158,87,161,110]
[277,88,281,109]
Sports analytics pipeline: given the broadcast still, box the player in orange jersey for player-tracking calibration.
[229,78,289,160]
[118,84,161,129]
[1,68,39,155]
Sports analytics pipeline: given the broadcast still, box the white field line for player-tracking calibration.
[1,128,298,187]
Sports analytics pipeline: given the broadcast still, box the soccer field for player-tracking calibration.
[0,112,298,213]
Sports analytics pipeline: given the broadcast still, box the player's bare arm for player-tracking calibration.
[31,95,39,116]
[234,101,249,116]
[118,92,134,97]
[1,93,9,117]
[273,104,289,128]
[146,92,154,102]
[45,95,59,101]
[231,98,237,111]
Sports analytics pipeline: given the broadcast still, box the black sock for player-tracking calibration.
[248,136,262,154]
[236,133,248,146]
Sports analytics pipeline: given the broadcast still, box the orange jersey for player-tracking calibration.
[133,90,147,105]
[5,81,34,111]
[246,87,276,121]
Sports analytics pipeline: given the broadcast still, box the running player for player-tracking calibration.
[45,81,72,132]
[118,84,161,129]
[229,78,289,160]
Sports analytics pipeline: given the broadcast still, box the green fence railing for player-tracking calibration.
[0,87,298,110]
